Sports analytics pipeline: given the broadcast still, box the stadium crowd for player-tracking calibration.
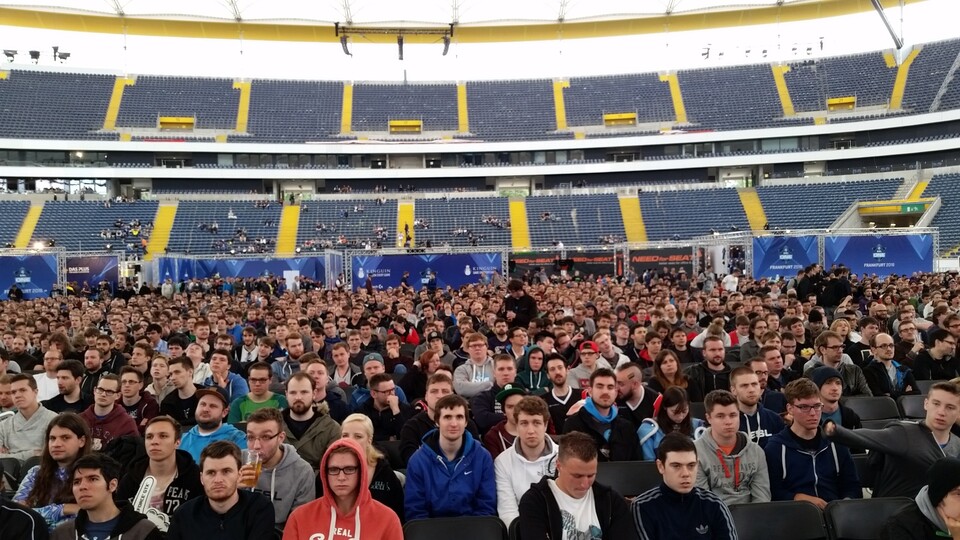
[2,264,960,538]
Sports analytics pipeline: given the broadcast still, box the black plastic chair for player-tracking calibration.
[916,379,944,395]
[897,394,926,419]
[404,516,508,540]
[728,500,827,540]
[824,497,914,540]
[689,401,706,421]
[595,460,662,498]
[509,518,521,540]
[842,396,901,429]
[852,453,875,490]
[376,439,405,470]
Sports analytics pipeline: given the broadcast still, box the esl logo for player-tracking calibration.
[13,267,31,284]
[778,246,793,261]
[872,244,886,260]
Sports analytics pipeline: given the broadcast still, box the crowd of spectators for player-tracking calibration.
[2,265,960,538]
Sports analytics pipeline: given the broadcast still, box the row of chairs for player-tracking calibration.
[402,498,914,540]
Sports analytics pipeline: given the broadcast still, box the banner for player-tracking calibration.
[629,248,694,275]
[352,253,502,290]
[510,251,617,278]
[824,234,934,277]
[157,257,323,283]
[752,236,819,279]
[65,256,120,292]
[0,255,58,299]
[156,258,197,283]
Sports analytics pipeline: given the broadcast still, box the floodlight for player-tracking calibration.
[340,36,351,56]
[57,52,71,62]
[397,36,404,61]
[2,50,15,62]
[28,50,40,63]
[32,241,45,250]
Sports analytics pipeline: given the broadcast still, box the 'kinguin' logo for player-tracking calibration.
[872,243,887,260]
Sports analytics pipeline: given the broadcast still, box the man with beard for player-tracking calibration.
[730,366,783,449]
[43,359,91,414]
[471,354,518,436]
[95,335,125,374]
[684,336,733,395]
[563,369,639,462]
[232,327,259,367]
[614,362,660,430]
[281,372,340,470]
[178,389,246,464]
[9,337,38,371]
[541,354,576,433]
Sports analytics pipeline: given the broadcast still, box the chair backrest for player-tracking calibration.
[595,461,663,498]
[852,453,875,490]
[916,379,945,394]
[897,394,926,419]
[842,396,901,421]
[689,401,707,421]
[509,518,521,540]
[824,497,914,540]
[729,501,827,540]
[376,439,405,470]
[404,516,508,540]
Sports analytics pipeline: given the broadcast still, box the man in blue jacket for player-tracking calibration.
[404,393,496,519]
[731,366,783,448]
[763,378,861,508]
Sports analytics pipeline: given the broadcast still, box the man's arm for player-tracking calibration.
[246,495,277,539]
[825,422,909,458]
[708,493,740,540]
[494,455,520,527]
[835,445,863,500]
[518,488,552,540]
[471,392,503,435]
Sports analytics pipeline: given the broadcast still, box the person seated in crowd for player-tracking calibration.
[115,416,203,533]
[283,437,403,540]
[684,336,734,396]
[495,395,558,527]
[14,412,91,531]
[399,372,480,465]
[802,331,873,397]
[404,394,496,519]
[241,407,315,527]
[359,373,413,442]
[118,367,160,436]
[863,332,920,399]
[399,350,442,404]
[516,346,551,394]
[204,349,249,403]
[227,361,288,423]
[281,372,341,470]
[80,373,139,449]
[518,431,635,540]
[471,354,519,435]
[272,333,306,384]
[482,384,527,459]
[301,359,348,423]
[638,386,705,461]
[695,390,770,505]
[178,389,247,464]
[165,441,276,540]
[764,378,861,508]
[349,353,409,412]
[541,353,576,433]
[647,349,705,402]
[42,360,90,414]
[337,414,405,522]
[825,380,960,498]
[159,357,202,427]
[632,432,737,540]
[145,355,175,403]
[882,457,960,540]
[615,362,660,430]
[730,366,783,448]
[1,374,58,481]
[184,343,213,386]
[564,368,640,462]
[810,366,863,433]
[328,343,362,389]
[453,333,495,398]
[914,328,960,381]
[33,350,60,401]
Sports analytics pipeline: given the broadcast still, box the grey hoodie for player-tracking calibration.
[694,428,771,505]
[915,485,949,533]
[254,442,317,526]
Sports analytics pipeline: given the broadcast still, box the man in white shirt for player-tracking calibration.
[495,396,558,527]
[33,350,61,401]
[721,269,740,293]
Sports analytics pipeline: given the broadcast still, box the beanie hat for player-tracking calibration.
[927,457,960,506]
[810,366,842,389]
[808,310,824,323]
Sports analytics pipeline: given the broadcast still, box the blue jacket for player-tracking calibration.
[350,384,408,412]
[404,429,496,520]
[739,405,785,448]
[763,426,861,503]
[637,418,706,461]
[633,483,738,540]
[203,372,250,403]
[179,423,248,463]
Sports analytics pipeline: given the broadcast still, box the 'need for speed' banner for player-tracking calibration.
[65,256,120,292]
[0,255,57,299]
[752,236,819,279]
[353,252,502,290]
[510,251,617,278]
[824,234,933,277]
[629,248,694,275]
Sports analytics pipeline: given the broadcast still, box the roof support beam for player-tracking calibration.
[871,0,904,50]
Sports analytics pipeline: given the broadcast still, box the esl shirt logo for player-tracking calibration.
[872,243,886,260]
[13,267,31,284]
[778,246,794,261]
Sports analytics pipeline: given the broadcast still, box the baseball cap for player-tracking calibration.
[195,388,229,407]
[496,383,527,404]
[363,352,385,366]
[579,341,599,353]
[427,331,443,342]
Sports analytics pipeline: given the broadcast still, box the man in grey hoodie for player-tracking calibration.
[241,407,315,527]
[695,389,770,505]
[882,457,960,539]
[0,374,57,483]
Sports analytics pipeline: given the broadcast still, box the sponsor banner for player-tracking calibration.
[752,236,819,279]
[510,251,617,277]
[0,255,57,299]
[65,256,120,292]
[156,257,323,283]
[824,234,934,277]
[628,248,694,275]
[352,252,502,290]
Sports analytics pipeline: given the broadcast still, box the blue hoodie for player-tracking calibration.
[179,423,248,463]
[739,405,785,449]
[764,426,861,503]
[404,428,496,520]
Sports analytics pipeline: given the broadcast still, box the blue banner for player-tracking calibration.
[752,236,819,279]
[66,256,120,292]
[824,234,934,277]
[352,253,503,290]
[0,255,57,299]
[157,258,197,283]
[157,257,323,283]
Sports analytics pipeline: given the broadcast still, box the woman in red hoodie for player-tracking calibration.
[283,437,403,540]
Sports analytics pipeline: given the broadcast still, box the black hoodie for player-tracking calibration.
[115,449,203,518]
[166,489,275,540]
[51,501,162,540]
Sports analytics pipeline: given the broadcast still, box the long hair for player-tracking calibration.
[654,386,694,436]
[341,413,384,468]
[653,349,689,389]
[26,412,91,507]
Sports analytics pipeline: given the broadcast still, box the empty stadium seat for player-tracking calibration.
[525,194,626,247]
[116,76,239,130]
[757,178,903,230]
[403,517,508,540]
[728,501,827,540]
[897,394,926,419]
[842,396,901,429]
[824,497,914,540]
[595,461,662,498]
[639,188,750,240]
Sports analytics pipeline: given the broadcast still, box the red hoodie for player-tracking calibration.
[80,403,139,449]
[283,438,402,540]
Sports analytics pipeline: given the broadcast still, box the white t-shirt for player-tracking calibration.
[34,373,59,401]
[547,479,602,540]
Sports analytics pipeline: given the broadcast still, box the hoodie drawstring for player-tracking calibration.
[327,499,363,540]
[716,449,741,491]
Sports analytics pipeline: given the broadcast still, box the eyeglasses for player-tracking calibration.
[246,432,282,445]
[791,403,824,413]
[873,343,895,349]
[822,345,844,351]
[94,387,119,396]
[326,466,359,477]
[120,380,141,385]
[373,386,396,395]
[248,377,269,384]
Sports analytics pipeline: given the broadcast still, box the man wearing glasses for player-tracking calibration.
[803,331,872,397]
[862,333,920,399]
[895,320,926,366]
[80,373,139,450]
[360,373,413,442]
[241,407,314,528]
[764,378,861,509]
[118,366,160,435]
[915,328,960,381]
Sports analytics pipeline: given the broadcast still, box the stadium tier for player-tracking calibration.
[525,194,626,247]
[921,173,960,250]
[353,83,458,133]
[31,200,158,252]
[565,73,675,126]
[297,199,399,249]
[165,200,282,255]
[115,75,239,130]
[413,197,513,247]
[0,201,30,246]
[230,79,343,143]
[639,188,751,240]
[0,70,116,140]
[784,52,897,112]
[902,39,960,112]
[756,178,904,230]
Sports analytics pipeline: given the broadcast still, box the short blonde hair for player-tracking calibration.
[341,413,384,467]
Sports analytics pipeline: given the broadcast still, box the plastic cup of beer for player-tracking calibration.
[240,450,262,489]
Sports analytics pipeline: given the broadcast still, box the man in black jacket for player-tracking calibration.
[501,280,538,330]
[518,431,637,540]
[0,496,47,540]
[562,368,640,462]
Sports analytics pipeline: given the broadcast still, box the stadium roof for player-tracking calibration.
[0,0,922,43]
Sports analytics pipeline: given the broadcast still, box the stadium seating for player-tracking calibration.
[785,52,896,112]
[231,79,344,143]
[565,73,675,126]
[31,200,159,252]
[165,200,281,255]
[0,70,116,140]
[756,178,903,230]
[525,194,626,247]
[921,173,960,249]
[353,83,458,132]
[639,188,750,240]
[413,197,512,247]
[902,39,960,113]
[0,201,30,246]
[680,65,809,130]
[465,80,557,139]
[296,199,398,249]
[116,76,239,130]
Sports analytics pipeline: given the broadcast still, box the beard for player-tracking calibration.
[197,419,222,431]
[289,400,312,415]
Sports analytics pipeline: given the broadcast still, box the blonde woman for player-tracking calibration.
[339,413,405,522]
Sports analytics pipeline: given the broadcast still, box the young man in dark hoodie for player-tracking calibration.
[0,496,47,540]
[562,368,640,462]
[518,431,635,540]
[730,366,783,449]
[684,336,732,396]
[115,416,203,532]
[882,457,960,539]
[51,454,162,540]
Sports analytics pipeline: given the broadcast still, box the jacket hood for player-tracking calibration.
[696,428,749,456]
[319,437,372,515]
[517,346,546,373]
